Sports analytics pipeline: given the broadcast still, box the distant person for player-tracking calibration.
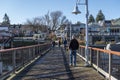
[52,40,56,48]
[63,38,67,50]
[58,40,61,47]
[69,35,79,67]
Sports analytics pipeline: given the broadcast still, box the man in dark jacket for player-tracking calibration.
[69,35,79,67]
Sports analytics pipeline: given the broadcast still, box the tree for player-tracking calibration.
[25,10,69,33]
[96,10,105,22]
[25,17,48,33]
[50,11,69,31]
[2,13,10,26]
[88,14,95,24]
[43,11,51,29]
[50,11,62,31]
[60,16,69,25]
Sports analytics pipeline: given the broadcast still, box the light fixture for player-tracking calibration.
[72,4,81,15]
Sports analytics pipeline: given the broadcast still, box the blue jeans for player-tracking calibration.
[64,44,67,49]
[69,50,76,66]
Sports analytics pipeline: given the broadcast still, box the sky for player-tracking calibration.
[0,0,120,24]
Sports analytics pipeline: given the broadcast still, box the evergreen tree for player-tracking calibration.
[88,14,95,24]
[2,13,10,26]
[96,10,105,22]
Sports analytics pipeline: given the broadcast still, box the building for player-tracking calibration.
[63,23,85,40]
[89,20,120,45]
[33,31,47,41]
[0,25,13,49]
[57,20,120,45]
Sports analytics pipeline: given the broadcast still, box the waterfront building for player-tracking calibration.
[58,20,120,45]
[0,25,13,49]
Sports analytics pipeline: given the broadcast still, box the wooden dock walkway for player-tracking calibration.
[11,46,105,80]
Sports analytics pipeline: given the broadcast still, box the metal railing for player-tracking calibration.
[0,43,51,80]
[78,45,120,80]
[89,32,120,36]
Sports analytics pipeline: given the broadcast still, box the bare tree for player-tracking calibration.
[25,17,47,33]
[60,16,69,25]
[25,10,69,33]
[50,11,62,31]
[43,11,51,29]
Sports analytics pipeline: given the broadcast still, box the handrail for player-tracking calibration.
[0,43,50,52]
[78,45,120,80]
[92,47,120,56]
[80,45,120,56]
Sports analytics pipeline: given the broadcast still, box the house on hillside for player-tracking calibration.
[56,23,85,40]
[55,24,65,39]
[112,18,120,25]
[88,23,102,34]
[56,20,120,45]
[0,26,13,49]
[66,23,85,40]
[20,25,34,37]
[17,24,49,38]
[0,25,12,37]
[89,20,120,45]
[33,30,47,40]
[9,24,23,37]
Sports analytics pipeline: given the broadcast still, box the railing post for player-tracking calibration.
[29,48,31,61]
[12,50,16,74]
[33,46,35,58]
[89,48,92,66]
[37,46,39,55]
[78,46,80,55]
[0,53,2,75]
[22,49,25,66]
[37,45,39,55]
[81,47,83,57]
[39,45,40,55]
[39,45,41,55]
[97,50,100,72]
[108,53,112,80]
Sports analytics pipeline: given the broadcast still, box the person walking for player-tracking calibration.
[69,35,79,67]
[63,38,67,50]
[58,40,61,47]
[52,40,56,49]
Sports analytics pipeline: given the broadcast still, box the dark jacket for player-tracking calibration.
[64,40,67,45]
[52,41,55,46]
[69,39,79,50]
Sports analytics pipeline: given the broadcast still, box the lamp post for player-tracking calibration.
[72,0,89,66]
[69,22,72,40]
[65,22,72,40]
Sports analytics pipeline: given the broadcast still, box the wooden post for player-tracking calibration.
[0,53,2,75]
[12,50,16,74]
[29,48,31,61]
[89,48,92,66]
[109,53,112,80]
[97,50,100,72]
